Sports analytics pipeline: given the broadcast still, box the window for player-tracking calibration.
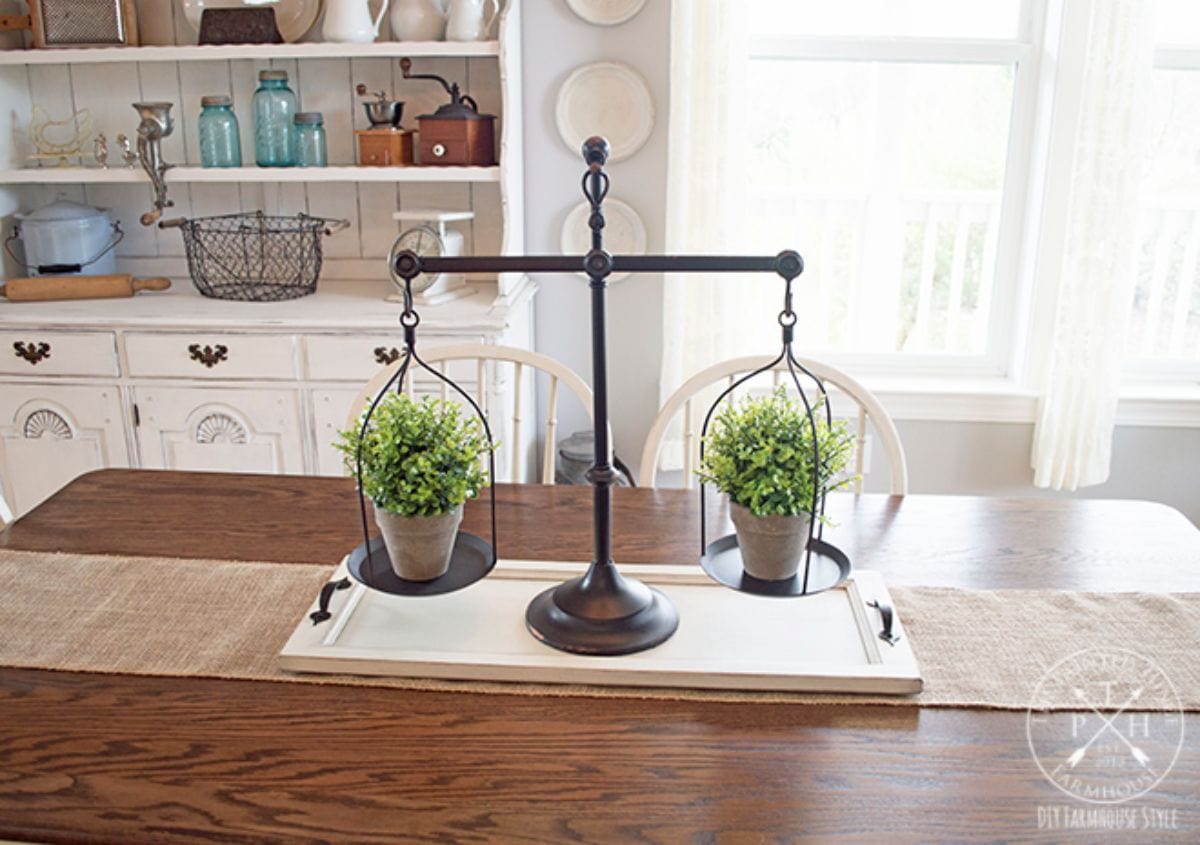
[744,1,1032,372]
[737,0,1200,386]
[1129,2,1200,376]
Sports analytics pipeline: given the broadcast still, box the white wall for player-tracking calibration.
[520,0,1200,526]
[521,0,668,464]
[888,422,1200,526]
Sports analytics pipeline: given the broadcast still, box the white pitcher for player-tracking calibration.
[323,0,391,43]
[445,0,499,41]
[390,0,447,41]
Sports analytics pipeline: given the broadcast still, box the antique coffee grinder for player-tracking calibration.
[400,58,496,166]
[354,83,414,166]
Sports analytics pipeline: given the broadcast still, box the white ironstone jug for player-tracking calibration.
[445,0,498,41]
[323,0,390,43]
[390,0,447,41]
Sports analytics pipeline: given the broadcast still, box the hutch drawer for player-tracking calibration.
[0,331,118,377]
[124,333,297,380]
[303,334,474,382]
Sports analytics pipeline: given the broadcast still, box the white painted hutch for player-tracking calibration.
[0,0,531,517]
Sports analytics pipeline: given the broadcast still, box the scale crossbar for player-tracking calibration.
[415,253,798,276]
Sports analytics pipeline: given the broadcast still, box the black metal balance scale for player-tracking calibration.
[339,137,857,657]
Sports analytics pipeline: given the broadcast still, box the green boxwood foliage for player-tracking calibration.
[697,388,856,518]
[335,392,493,517]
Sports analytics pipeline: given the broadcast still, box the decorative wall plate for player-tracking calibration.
[555,61,654,162]
[564,0,647,26]
[560,196,646,282]
[180,0,322,43]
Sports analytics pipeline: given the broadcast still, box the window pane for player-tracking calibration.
[1128,69,1200,363]
[749,0,1023,40]
[1154,0,1200,46]
[745,61,1014,355]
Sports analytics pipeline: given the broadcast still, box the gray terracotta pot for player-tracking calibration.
[374,504,463,581]
[730,502,813,581]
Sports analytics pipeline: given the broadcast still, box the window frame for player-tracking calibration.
[739,1,1200,425]
[745,0,1047,381]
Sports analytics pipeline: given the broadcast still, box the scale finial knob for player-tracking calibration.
[582,136,610,171]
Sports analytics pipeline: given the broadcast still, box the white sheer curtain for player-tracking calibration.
[659,1,749,467]
[661,0,1155,487]
[1031,0,1156,490]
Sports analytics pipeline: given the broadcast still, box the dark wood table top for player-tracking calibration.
[2,469,1198,843]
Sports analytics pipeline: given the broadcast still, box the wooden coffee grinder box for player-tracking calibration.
[400,58,496,167]
[355,128,414,166]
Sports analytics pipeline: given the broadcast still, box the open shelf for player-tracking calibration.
[0,41,500,66]
[0,165,501,185]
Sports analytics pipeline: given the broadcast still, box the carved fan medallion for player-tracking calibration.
[195,413,248,445]
[23,409,73,440]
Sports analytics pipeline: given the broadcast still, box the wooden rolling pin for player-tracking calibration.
[0,274,171,302]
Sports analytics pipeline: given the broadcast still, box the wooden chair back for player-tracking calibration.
[639,355,908,494]
[347,344,594,484]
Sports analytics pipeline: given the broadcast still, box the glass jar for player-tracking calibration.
[197,95,242,168]
[293,112,327,167]
[253,70,297,167]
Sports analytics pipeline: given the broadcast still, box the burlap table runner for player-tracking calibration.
[2,548,1197,710]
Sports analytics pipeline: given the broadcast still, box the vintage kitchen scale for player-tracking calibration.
[280,139,921,695]
[385,210,474,305]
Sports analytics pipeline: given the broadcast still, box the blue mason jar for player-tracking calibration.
[253,70,296,167]
[197,95,242,168]
[293,112,327,167]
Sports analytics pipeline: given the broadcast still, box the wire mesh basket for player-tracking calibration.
[167,212,349,301]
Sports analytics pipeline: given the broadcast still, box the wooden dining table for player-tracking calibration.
[1,468,1198,843]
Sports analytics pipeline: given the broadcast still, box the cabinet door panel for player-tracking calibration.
[0,383,129,517]
[311,388,359,477]
[135,387,306,475]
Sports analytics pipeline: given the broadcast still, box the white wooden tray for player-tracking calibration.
[279,559,923,695]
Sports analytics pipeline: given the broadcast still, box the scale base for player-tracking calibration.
[525,562,679,656]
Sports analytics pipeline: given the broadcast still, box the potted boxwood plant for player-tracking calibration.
[697,388,855,581]
[336,392,493,581]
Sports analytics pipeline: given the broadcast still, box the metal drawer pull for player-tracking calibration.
[188,343,229,368]
[13,341,51,365]
[373,346,400,365]
[867,600,901,646]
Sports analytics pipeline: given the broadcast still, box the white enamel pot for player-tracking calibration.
[9,198,122,277]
